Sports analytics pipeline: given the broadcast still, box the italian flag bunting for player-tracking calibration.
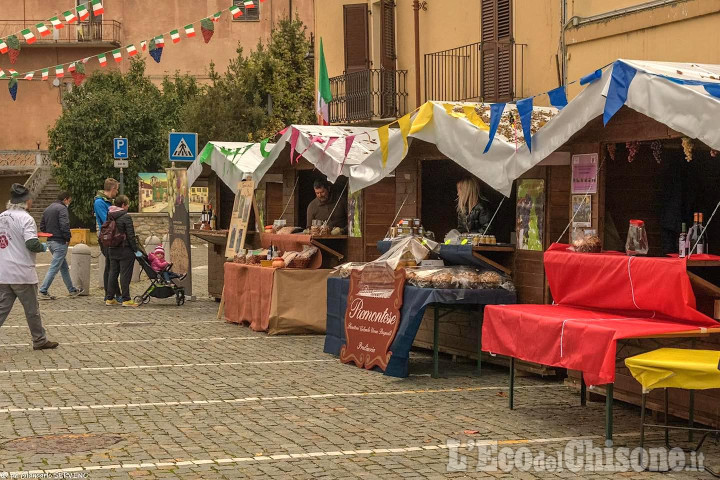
[140,40,147,51]
[230,6,242,18]
[63,11,78,24]
[316,38,332,126]
[98,53,107,66]
[212,11,222,22]
[77,3,90,21]
[0,38,7,54]
[245,1,256,8]
[50,17,63,29]
[24,71,34,80]
[92,0,105,16]
[41,69,49,80]
[36,23,51,37]
[155,35,165,48]
[185,24,196,37]
[21,29,36,44]
[8,69,18,77]
[68,63,76,72]
[126,44,138,57]
[170,30,181,44]
[0,70,5,78]
[55,65,64,78]
[112,49,122,63]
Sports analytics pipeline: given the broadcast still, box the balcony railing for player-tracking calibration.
[0,150,50,168]
[424,41,526,103]
[0,20,121,47]
[329,69,408,124]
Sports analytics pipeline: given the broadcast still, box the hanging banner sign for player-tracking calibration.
[572,153,598,194]
[166,166,193,296]
[340,263,405,371]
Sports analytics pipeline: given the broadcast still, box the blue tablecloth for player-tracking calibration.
[323,277,517,377]
[376,241,507,273]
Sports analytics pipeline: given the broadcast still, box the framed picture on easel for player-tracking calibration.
[225,179,255,259]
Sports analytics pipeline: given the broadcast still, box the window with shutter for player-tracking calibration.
[481,0,513,102]
[232,0,261,22]
[380,0,397,118]
[344,4,371,120]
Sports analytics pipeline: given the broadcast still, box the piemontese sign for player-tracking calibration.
[340,263,405,371]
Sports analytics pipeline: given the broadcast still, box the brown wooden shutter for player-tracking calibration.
[481,0,513,102]
[344,4,370,73]
[380,0,397,118]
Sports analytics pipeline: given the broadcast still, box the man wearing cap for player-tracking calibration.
[0,184,59,350]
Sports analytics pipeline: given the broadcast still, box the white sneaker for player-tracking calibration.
[68,289,83,297]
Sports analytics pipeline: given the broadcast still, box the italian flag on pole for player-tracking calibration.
[36,23,51,37]
[316,38,332,126]
[50,17,63,29]
[112,49,122,63]
[98,53,107,66]
[170,30,181,44]
[21,29,36,44]
[77,3,90,21]
[92,0,105,16]
[185,24,196,37]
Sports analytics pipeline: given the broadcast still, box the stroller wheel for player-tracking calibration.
[176,290,185,306]
[134,296,143,304]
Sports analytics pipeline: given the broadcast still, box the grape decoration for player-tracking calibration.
[607,143,617,161]
[626,141,639,163]
[650,140,662,164]
[681,137,694,162]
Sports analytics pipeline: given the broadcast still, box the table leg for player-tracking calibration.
[640,392,646,449]
[432,307,439,379]
[580,373,586,407]
[509,357,515,410]
[605,384,614,444]
[664,388,670,447]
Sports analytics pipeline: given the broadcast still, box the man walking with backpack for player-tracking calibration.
[94,178,118,301]
[0,184,59,350]
[38,191,83,300]
[101,195,140,307]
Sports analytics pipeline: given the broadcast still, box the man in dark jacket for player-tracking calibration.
[105,195,140,307]
[38,192,83,300]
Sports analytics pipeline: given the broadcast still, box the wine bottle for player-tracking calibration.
[689,213,700,255]
[201,204,208,225]
[679,223,687,258]
[700,212,708,254]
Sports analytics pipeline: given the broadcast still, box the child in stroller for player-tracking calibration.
[133,243,186,306]
[148,246,186,285]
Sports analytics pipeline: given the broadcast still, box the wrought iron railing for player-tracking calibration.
[329,69,408,124]
[424,41,527,103]
[0,20,121,46]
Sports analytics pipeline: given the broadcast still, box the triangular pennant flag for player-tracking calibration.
[185,24,196,37]
[343,136,356,166]
[170,30,181,44]
[410,101,434,134]
[463,106,489,130]
[24,71,34,80]
[55,65,64,78]
[260,138,271,158]
[516,97,534,152]
[483,103,506,154]
[8,78,18,101]
[77,3,90,21]
[289,128,300,164]
[705,84,720,99]
[112,49,122,63]
[0,69,6,79]
[98,53,107,66]
[21,29,36,44]
[126,44,138,57]
[230,6,243,18]
[397,113,412,155]
[50,17,63,29]
[82,57,90,64]
[378,125,390,168]
[92,0,105,16]
[547,86,568,110]
[41,68,49,80]
[580,69,602,86]
[603,61,637,126]
[63,11,78,24]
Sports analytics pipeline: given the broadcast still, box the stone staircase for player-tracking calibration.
[28,177,61,226]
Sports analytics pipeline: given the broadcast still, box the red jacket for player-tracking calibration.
[148,252,169,272]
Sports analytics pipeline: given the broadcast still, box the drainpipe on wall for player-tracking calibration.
[412,1,427,108]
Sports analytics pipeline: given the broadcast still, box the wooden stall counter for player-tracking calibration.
[190,229,229,300]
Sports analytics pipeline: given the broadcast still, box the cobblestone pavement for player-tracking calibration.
[0,246,717,479]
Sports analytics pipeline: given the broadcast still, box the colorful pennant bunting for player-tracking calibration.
[77,4,90,21]
[63,11,78,24]
[0,39,7,54]
[24,71,34,80]
[170,30,181,44]
[603,61,636,125]
[547,86,568,110]
[230,6,243,18]
[41,69,49,80]
[98,53,107,66]
[50,17,63,29]
[55,65,64,78]
[126,44,138,57]
[112,49,122,63]
[516,97,534,152]
[483,103,506,154]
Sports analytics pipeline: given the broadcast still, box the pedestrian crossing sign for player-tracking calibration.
[169,132,198,162]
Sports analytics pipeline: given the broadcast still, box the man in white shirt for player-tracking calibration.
[0,184,59,350]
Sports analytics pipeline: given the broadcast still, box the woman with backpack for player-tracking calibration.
[103,195,140,307]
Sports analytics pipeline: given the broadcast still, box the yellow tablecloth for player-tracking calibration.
[625,348,720,392]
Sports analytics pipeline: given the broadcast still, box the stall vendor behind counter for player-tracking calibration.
[307,179,347,232]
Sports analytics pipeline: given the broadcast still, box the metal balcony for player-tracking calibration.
[0,20,121,48]
[424,41,527,103]
[329,69,408,124]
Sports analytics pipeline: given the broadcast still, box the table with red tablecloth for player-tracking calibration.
[223,263,329,334]
[481,244,720,441]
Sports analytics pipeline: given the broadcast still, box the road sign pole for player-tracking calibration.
[119,168,124,195]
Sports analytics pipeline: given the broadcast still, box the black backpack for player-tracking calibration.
[99,216,126,248]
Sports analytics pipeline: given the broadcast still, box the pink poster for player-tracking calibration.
[571,153,598,194]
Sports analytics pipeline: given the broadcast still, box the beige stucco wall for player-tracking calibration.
[0,0,314,150]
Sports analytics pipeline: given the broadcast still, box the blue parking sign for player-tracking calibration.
[169,132,198,162]
[114,138,128,159]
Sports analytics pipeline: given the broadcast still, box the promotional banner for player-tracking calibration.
[340,263,405,371]
[166,167,192,296]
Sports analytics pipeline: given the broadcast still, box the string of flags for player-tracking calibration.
[1,0,267,100]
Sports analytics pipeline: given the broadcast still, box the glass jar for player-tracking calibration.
[625,219,648,255]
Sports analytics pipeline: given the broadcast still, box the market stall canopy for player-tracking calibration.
[187,141,274,194]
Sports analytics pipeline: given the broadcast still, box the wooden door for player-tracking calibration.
[344,4,371,120]
[481,0,512,102]
[380,0,397,118]
[363,178,396,261]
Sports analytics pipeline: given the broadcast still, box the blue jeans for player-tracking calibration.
[39,240,76,294]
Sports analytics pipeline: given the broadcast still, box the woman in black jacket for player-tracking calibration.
[456,177,492,234]
[105,195,140,307]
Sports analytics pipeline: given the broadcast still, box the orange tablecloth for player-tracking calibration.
[223,263,329,334]
[224,263,275,331]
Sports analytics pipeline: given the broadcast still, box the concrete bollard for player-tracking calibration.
[133,234,161,283]
[70,243,91,296]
